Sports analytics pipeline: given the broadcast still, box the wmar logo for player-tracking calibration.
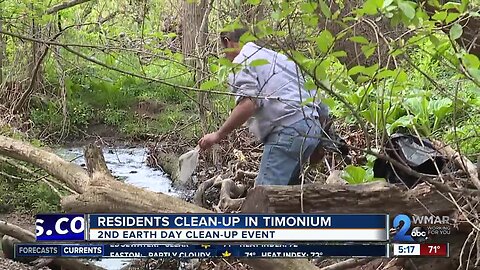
[393,214,428,242]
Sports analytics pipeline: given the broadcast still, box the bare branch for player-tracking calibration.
[46,0,92,15]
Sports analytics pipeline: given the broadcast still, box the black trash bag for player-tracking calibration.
[316,103,350,157]
[373,133,449,188]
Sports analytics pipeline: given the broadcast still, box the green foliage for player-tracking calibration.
[342,165,384,184]
[0,163,61,214]
[30,99,94,138]
[444,119,480,158]
[103,109,128,126]
[2,0,479,191]
[29,49,196,139]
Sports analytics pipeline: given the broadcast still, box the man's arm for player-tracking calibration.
[218,97,256,138]
[198,98,257,150]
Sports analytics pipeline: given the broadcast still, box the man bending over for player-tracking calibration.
[198,28,325,186]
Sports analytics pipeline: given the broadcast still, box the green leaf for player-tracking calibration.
[405,96,428,117]
[382,0,394,8]
[470,11,480,17]
[432,11,447,21]
[300,2,317,13]
[364,64,379,77]
[362,0,379,15]
[314,60,328,80]
[210,63,219,73]
[445,12,460,24]
[361,44,376,58]
[275,30,288,37]
[442,2,462,11]
[348,65,365,76]
[449,23,463,40]
[302,14,319,27]
[318,0,332,18]
[316,30,334,53]
[388,115,414,133]
[200,80,218,90]
[291,51,309,65]
[332,9,341,19]
[304,80,317,90]
[246,0,261,4]
[397,70,408,83]
[218,57,234,67]
[331,50,347,58]
[271,11,282,20]
[249,59,270,67]
[463,54,480,69]
[429,35,441,47]
[376,69,396,79]
[322,98,336,109]
[349,36,370,44]
[356,75,371,83]
[220,20,244,32]
[429,98,453,120]
[240,31,258,43]
[460,0,469,13]
[468,68,480,83]
[398,1,415,19]
[334,82,350,92]
[342,165,367,184]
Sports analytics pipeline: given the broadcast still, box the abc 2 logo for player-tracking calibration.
[392,214,428,242]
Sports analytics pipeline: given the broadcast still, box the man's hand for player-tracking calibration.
[198,132,222,151]
[198,98,257,151]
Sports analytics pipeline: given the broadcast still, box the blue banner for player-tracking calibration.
[15,243,389,258]
[36,214,85,241]
[88,214,387,229]
[35,214,388,242]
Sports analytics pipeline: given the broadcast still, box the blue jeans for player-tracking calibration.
[256,118,322,186]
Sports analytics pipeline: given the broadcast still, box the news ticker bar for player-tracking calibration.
[36,214,389,242]
[393,243,449,257]
[15,243,389,258]
[15,243,450,258]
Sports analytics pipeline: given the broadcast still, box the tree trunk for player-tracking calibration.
[317,0,405,70]
[422,1,480,57]
[182,0,211,134]
[241,181,455,217]
[0,13,4,84]
[239,0,266,25]
[182,0,207,67]
[29,5,44,97]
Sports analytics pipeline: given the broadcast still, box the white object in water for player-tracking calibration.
[177,145,200,185]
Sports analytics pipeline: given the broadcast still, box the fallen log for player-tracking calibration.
[1,135,473,270]
[0,220,102,270]
[0,135,89,193]
[0,135,319,270]
[241,181,454,216]
[433,140,480,190]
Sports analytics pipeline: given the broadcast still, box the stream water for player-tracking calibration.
[57,147,184,270]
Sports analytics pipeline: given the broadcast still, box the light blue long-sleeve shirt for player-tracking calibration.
[228,42,320,142]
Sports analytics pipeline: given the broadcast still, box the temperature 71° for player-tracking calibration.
[428,245,441,254]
